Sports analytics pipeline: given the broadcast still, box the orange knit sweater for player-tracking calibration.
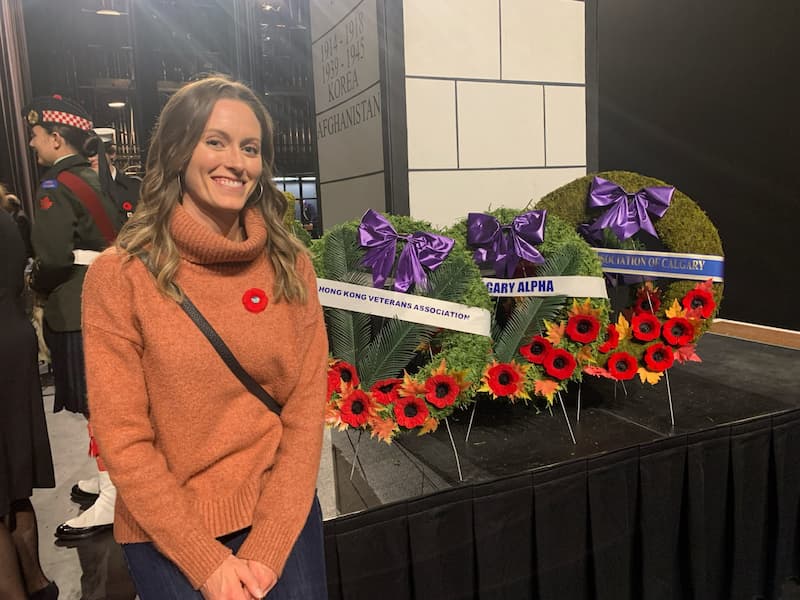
[82,204,327,589]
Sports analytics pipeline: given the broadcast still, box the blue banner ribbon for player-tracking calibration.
[593,248,724,282]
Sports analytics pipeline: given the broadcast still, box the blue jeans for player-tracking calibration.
[122,497,327,599]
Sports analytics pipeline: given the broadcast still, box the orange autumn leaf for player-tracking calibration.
[637,367,663,385]
[568,298,601,319]
[398,371,425,397]
[325,403,348,432]
[369,415,399,444]
[544,320,566,345]
[534,379,560,403]
[665,299,686,319]
[577,344,595,365]
[616,314,631,341]
[418,416,439,436]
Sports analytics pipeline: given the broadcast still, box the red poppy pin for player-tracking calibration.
[122,201,133,211]
[39,197,53,210]
[242,288,268,313]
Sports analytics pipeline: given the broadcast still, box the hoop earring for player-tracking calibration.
[250,181,264,203]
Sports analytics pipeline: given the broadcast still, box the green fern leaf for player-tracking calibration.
[492,247,584,362]
[322,226,364,281]
[358,319,434,389]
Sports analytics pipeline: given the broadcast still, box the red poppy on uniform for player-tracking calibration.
[606,352,638,380]
[370,378,403,405]
[39,197,53,210]
[339,390,372,427]
[394,395,429,428]
[424,374,459,409]
[242,288,268,313]
[122,201,133,211]
[520,335,551,364]
[543,348,577,380]
[565,314,601,343]
[631,312,661,342]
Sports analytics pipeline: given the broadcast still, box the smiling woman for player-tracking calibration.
[181,99,264,241]
[82,77,329,600]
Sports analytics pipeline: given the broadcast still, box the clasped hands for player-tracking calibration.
[201,555,278,600]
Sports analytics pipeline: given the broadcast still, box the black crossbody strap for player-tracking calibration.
[179,293,283,417]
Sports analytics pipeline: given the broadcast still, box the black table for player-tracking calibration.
[324,334,800,600]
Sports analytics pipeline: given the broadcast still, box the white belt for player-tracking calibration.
[73,249,101,266]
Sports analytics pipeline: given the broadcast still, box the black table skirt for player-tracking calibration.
[323,336,800,599]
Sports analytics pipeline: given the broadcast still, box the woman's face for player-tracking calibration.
[181,98,263,236]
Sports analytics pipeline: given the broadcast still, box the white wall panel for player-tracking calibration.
[408,167,586,227]
[501,0,585,83]
[545,85,586,166]
[406,78,458,169]
[321,172,386,229]
[457,82,545,168]
[403,0,500,79]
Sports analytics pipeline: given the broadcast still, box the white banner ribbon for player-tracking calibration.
[316,278,492,337]
[482,276,608,298]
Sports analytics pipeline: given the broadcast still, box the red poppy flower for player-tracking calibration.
[394,395,429,428]
[643,343,675,372]
[631,312,661,342]
[332,361,359,390]
[543,348,577,380]
[565,314,601,343]
[606,352,638,380]
[682,288,715,318]
[662,317,695,346]
[327,369,340,398]
[242,288,268,313]
[520,336,551,364]
[122,201,133,211]
[485,362,525,397]
[424,374,459,409]
[634,290,661,314]
[598,324,620,353]
[370,378,403,405]
[339,390,372,427]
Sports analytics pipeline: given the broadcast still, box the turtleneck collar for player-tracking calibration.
[170,203,268,265]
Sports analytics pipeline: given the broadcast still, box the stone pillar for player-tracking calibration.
[311,0,591,229]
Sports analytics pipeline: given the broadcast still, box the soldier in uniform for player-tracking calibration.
[23,94,122,539]
[90,127,141,220]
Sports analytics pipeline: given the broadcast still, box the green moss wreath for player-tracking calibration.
[536,171,724,383]
[447,209,610,404]
[314,214,493,442]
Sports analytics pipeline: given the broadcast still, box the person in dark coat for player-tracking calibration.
[0,187,33,258]
[89,128,141,221]
[0,207,58,600]
[23,94,122,540]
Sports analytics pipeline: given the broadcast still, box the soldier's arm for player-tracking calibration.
[30,191,77,293]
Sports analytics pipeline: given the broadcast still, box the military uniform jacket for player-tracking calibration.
[31,154,124,332]
[110,169,141,217]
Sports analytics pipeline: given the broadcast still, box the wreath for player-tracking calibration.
[446,209,610,405]
[536,171,724,384]
[314,212,493,443]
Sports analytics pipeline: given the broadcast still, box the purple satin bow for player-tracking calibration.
[466,210,547,278]
[583,176,674,241]
[358,209,454,292]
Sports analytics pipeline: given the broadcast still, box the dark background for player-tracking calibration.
[593,0,799,330]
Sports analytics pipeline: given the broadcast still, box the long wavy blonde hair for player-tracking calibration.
[116,76,307,304]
